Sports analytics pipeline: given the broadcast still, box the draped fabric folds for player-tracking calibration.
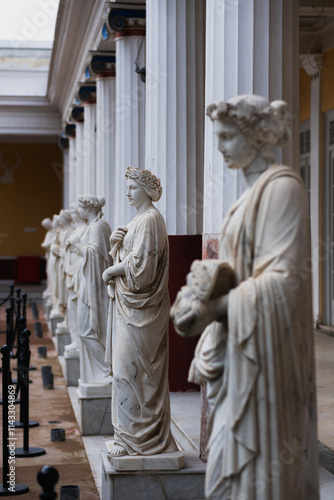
[111,207,177,456]
[190,165,319,500]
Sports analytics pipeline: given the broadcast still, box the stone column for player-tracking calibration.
[91,53,116,229]
[144,0,205,393]
[77,83,97,195]
[68,136,76,205]
[62,145,70,209]
[106,4,146,226]
[204,0,299,239]
[201,0,299,461]
[75,122,84,198]
[301,54,325,323]
[145,0,205,236]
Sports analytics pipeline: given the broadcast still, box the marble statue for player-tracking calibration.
[49,213,61,315]
[64,202,88,355]
[53,209,73,327]
[41,217,54,306]
[171,95,319,499]
[102,166,177,457]
[75,195,112,384]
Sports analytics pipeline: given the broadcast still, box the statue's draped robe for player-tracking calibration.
[41,229,54,301]
[190,165,319,500]
[77,217,112,383]
[112,207,177,455]
[65,222,87,348]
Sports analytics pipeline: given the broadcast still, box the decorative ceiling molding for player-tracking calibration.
[48,0,106,123]
[0,96,61,136]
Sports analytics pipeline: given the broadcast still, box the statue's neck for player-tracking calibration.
[243,152,271,188]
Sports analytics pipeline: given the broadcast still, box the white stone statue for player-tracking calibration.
[102,166,177,457]
[53,209,73,327]
[75,195,112,384]
[41,217,54,306]
[64,201,88,354]
[171,95,319,499]
[49,213,61,315]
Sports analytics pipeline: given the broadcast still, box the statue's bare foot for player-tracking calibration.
[108,444,127,457]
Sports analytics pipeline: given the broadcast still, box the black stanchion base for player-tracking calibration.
[0,483,29,496]
[14,420,39,428]
[15,447,45,458]
[12,367,37,372]
[0,399,19,405]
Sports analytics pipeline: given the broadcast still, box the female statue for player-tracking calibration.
[171,95,319,499]
[64,201,88,354]
[75,195,112,384]
[41,217,54,306]
[102,166,177,457]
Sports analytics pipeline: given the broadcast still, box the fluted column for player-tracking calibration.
[91,53,116,228]
[75,122,84,198]
[106,4,146,226]
[77,84,97,195]
[83,103,97,194]
[203,0,299,237]
[201,0,299,462]
[145,0,205,235]
[68,136,76,205]
[302,54,325,323]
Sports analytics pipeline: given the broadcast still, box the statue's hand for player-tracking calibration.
[110,226,128,244]
[102,267,114,284]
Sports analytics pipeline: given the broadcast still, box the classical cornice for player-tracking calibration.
[48,0,106,122]
[0,96,61,136]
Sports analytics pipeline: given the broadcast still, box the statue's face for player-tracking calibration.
[78,204,89,220]
[126,179,150,208]
[215,121,257,170]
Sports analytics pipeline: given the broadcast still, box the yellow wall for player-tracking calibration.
[299,67,311,122]
[0,143,63,256]
[322,48,334,113]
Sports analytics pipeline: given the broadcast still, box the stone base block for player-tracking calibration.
[49,312,64,337]
[101,451,206,500]
[56,329,71,356]
[105,442,184,471]
[44,303,52,320]
[77,381,113,436]
[64,354,80,386]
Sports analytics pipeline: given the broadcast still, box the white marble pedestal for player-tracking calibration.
[55,324,71,355]
[101,450,205,500]
[49,311,64,337]
[77,379,113,436]
[105,441,184,471]
[64,350,80,386]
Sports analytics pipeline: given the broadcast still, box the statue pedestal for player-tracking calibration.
[77,379,113,436]
[44,302,52,320]
[55,324,71,355]
[101,451,205,500]
[105,441,184,471]
[64,349,80,386]
[49,310,64,337]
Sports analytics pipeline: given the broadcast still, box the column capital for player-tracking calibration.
[89,51,116,79]
[104,2,146,39]
[58,134,69,149]
[76,83,97,105]
[64,123,76,139]
[301,54,325,80]
[70,106,84,123]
